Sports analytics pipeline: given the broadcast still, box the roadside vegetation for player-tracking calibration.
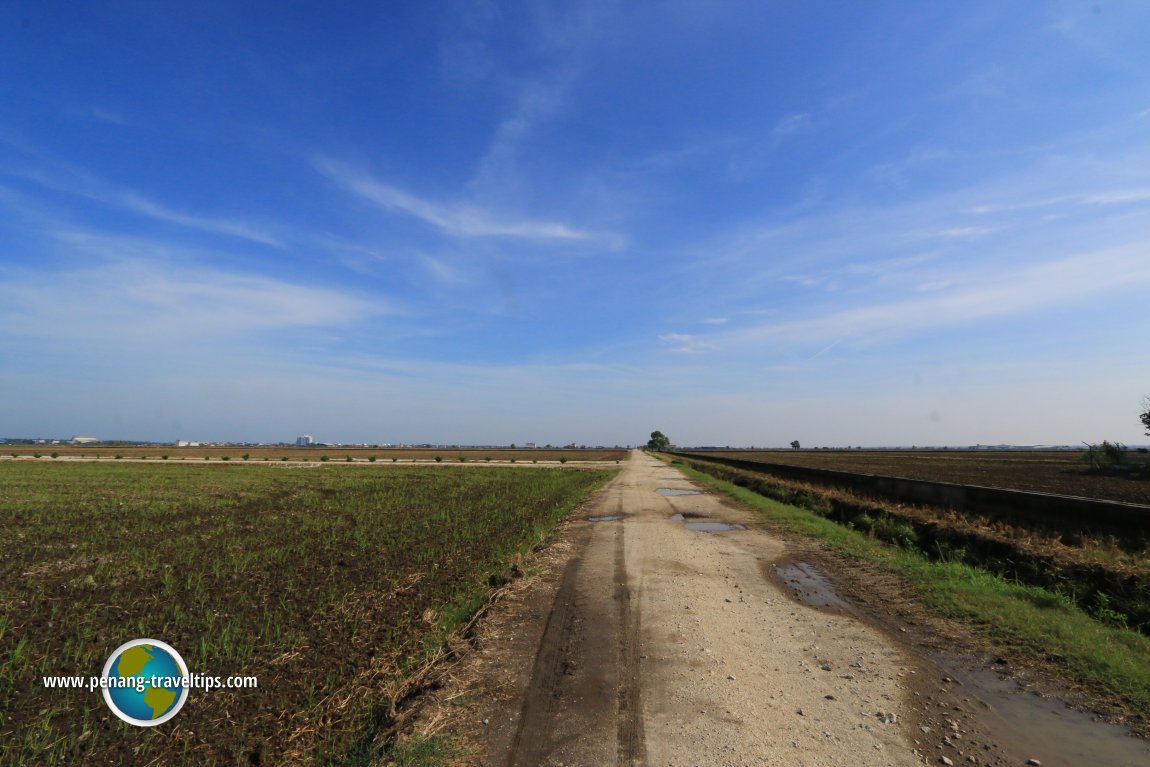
[0,461,614,765]
[672,458,1150,720]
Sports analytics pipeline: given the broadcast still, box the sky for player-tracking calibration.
[2,1,1149,447]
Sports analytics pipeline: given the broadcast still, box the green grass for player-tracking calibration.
[676,461,1150,711]
[0,461,614,765]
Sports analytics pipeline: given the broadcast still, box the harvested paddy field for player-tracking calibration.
[697,449,1150,505]
[0,461,614,765]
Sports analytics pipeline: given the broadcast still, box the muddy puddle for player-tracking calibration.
[668,512,707,521]
[770,560,1149,765]
[683,521,745,532]
[656,487,701,496]
[587,515,624,522]
[771,560,854,612]
[940,666,1150,767]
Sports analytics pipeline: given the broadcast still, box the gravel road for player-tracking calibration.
[446,450,925,766]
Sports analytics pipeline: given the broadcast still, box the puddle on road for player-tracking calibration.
[588,515,624,522]
[669,512,707,521]
[945,667,1150,767]
[769,560,1149,765]
[771,560,854,613]
[684,521,745,532]
[656,487,701,496]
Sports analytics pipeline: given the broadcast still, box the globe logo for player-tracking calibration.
[101,639,189,726]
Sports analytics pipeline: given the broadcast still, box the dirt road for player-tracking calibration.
[438,451,925,766]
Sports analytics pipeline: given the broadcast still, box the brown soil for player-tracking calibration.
[700,450,1150,506]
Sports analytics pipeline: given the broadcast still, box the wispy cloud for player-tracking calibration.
[0,244,387,344]
[4,163,282,247]
[726,243,1150,349]
[772,112,811,138]
[88,107,131,126]
[315,158,591,241]
[658,333,713,354]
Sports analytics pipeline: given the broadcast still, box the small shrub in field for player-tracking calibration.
[346,456,353,462]
[204,456,210,461]
[9,452,16,458]
[485,457,491,462]
[368,456,377,462]
[141,456,147,460]
[263,457,269,461]
[162,455,169,460]
[510,458,516,463]
[435,456,443,463]
[222,456,230,461]
[33,453,42,459]
[281,457,288,461]
[458,456,466,463]
[559,456,568,464]
[242,453,250,461]
[532,459,537,464]
[51,452,59,459]
[114,454,122,460]
[320,455,330,462]
[1083,441,1128,470]
[392,457,398,462]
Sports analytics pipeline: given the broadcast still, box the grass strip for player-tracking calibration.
[675,461,1150,712]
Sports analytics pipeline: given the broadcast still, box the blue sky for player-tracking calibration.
[2,1,1149,446]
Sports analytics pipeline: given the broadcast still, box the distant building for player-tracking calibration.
[176,440,201,447]
[70,436,99,444]
[296,435,314,446]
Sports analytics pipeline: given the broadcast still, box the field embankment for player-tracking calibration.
[0,461,614,765]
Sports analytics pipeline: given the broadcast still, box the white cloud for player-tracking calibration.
[0,248,386,344]
[7,164,282,247]
[315,158,591,241]
[420,254,469,284]
[772,113,811,138]
[727,243,1150,348]
[937,226,996,238]
[88,108,131,126]
[658,333,713,353]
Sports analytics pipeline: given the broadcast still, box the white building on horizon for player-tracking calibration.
[296,435,314,446]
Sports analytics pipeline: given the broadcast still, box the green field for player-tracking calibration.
[0,462,614,765]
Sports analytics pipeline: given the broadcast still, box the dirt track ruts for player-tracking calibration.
[496,450,923,766]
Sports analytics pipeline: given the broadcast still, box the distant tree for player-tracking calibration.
[790,440,800,450]
[1141,396,1150,436]
[646,430,671,451]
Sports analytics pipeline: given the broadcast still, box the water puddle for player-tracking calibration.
[588,515,624,522]
[770,560,853,613]
[683,521,745,532]
[766,560,1150,764]
[669,512,707,521]
[656,487,701,496]
[942,667,1150,767]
